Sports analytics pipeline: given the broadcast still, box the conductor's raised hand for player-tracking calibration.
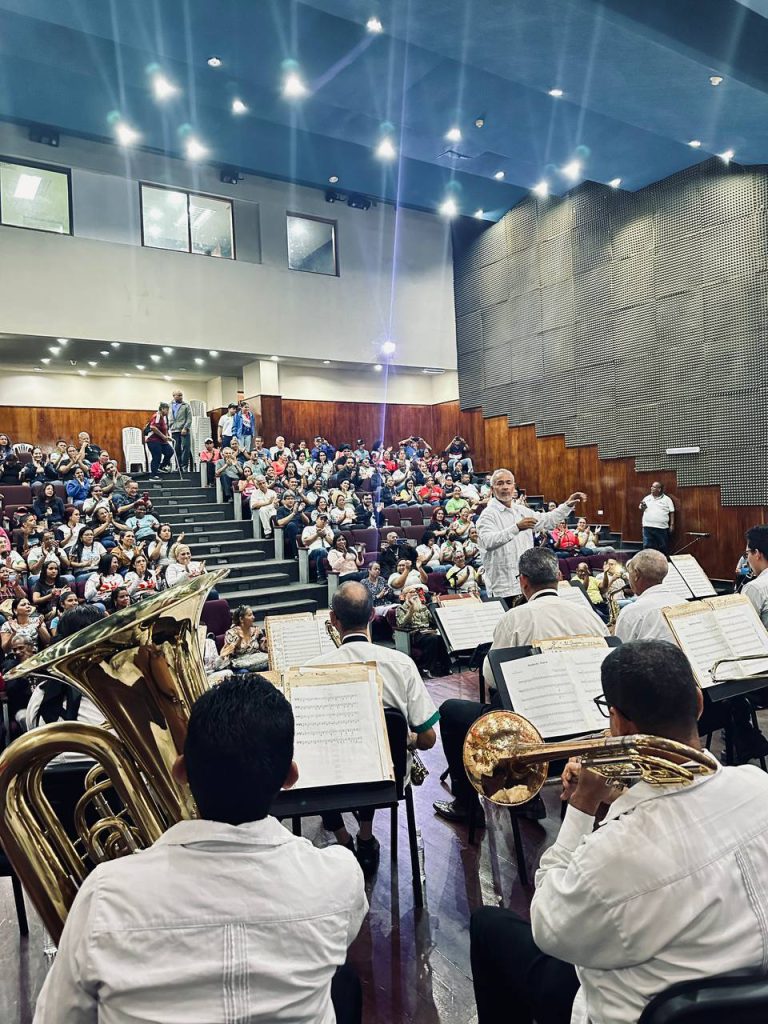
[566,492,587,507]
[517,516,539,531]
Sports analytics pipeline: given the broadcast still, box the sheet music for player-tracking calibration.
[289,671,392,789]
[557,581,593,608]
[670,555,716,598]
[663,605,734,687]
[434,600,506,651]
[500,647,609,738]
[711,599,768,679]
[266,611,336,670]
[663,561,695,600]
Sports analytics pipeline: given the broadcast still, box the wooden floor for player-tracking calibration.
[0,670,566,1024]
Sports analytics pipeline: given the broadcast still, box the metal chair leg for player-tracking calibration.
[291,816,301,836]
[404,788,424,909]
[11,873,28,937]
[509,812,528,887]
[390,805,398,863]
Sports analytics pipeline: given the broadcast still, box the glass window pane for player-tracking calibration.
[287,215,337,275]
[190,194,234,258]
[141,185,189,252]
[0,162,70,234]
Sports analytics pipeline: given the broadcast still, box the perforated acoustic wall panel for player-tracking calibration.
[453,158,768,505]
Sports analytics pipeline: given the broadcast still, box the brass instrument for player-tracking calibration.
[324,615,342,648]
[463,711,718,806]
[0,569,228,942]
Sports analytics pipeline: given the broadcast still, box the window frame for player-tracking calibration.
[286,211,339,277]
[0,155,74,236]
[138,181,237,260]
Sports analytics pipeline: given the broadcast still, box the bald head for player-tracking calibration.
[330,581,374,634]
[627,549,669,595]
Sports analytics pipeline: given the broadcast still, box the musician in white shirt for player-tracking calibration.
[34,675,367,1024]
[470,640,768,1024]
[614,549,689,643]
[476,469,585,601]
[744,524,768,628]
[640,481,676,555]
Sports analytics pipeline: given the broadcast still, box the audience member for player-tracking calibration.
[640,481,675,555]
[394,586,448,677]
[0,596,51,653]
[169,389,192,472]
[217,402,238,449]
[300,515,333,582]
[84,553,124,605]
[327,535,366,581]
[219,606,268,672]
[146,402,175,479]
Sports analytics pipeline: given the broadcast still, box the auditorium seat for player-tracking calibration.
[427,572,449,595]
[383,508,401,526]
[0,485,33,505]
[200,598,232,637]
[350,528,379,552]
[403,525,425,543]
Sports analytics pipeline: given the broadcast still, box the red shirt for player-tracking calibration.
[147,414,168,443]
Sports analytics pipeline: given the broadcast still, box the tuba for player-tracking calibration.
[0,568,228,942]
[463,711,718,806]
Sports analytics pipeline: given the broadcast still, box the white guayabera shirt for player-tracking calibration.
[476,498,573,597]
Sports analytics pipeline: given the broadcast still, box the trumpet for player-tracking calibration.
[463,711,718,806]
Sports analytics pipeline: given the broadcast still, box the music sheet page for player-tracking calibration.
[434,600,506,651]
[671,555,716,598]
[500,652,595,739]
[557,582,593,608]
[267,613,330,670]
[711,597,768,679]
[664,605,732,687]
[663,561,695,600]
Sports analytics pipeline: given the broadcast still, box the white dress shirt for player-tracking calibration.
[641,493,675,529]
[531,763,768,1024]
[477,498,574,597]
[614,583,689,643]
[164,561,205,587]
[484,590,608,686]
[743,567,768,629]
[34,816,367,1024]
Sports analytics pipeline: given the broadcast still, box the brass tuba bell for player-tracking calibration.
[0,569,228,942]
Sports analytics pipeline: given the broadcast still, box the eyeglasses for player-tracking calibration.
[593,694,611,718]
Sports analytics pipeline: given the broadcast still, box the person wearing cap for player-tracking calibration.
[217,403,238,450]
[300,514,334,582]
[199,439,221,488]
[123,503,161,543]
[353,440,370,461]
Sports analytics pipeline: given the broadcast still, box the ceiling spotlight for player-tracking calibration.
[185,137,208,161]
[282,72,308,99]
[78,370,87,377]
[270,355,280,362]
[231,98,248,115]
[151,73,179,102]
[373,363,383,372]
[194,357,205,365]
[438,197,459,217]
[136,364,145,370]
[381,340,397,355]
[115,122,140,147]
[124,373,131,377]
[100,350,109,356]
[329,175,339,184]
[608,177,622,189]
[445,126,462,143]
[493,170,505,180]
[88,360,98,367]
[41,358,51,364]
[207,56,223,68]
[163,375,172,381]
[34,367,42,372]
[474,116,485,128]
[375,136,397,160]
[48,346,61,355]
[110,342,121,348]
[162,346,174,354]
[688,139,702,148]
[719,148,735,163]
[709,75,723,86]
[532,180,549,198]
[561,159,582,180]
[323,359,331,364]
[210,350,219,357]
[57,338,68,345]
[366,15,383,33]
[474,209,484,219]
[150,354,161,362]
[548,87,564,98]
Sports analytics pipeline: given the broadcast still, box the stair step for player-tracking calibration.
[223,583,327,609]
[251,598,319,620]
[188,537,272,556]
[184,528,251,544]
[206,558,296,578]
[161,510,230,524]
[218,572,292,593]
[202,552,267,569]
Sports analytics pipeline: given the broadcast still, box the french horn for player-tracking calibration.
[0,568,228,942]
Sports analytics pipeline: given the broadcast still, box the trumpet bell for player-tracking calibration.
[463,711,549,805]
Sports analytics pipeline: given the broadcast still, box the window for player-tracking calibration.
[0,160,71,234]
[286,213,337,276]
[140,184,234,258]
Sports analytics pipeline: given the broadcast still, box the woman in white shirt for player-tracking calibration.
[416,532,445,573]
[68,528,107,581]
[165,545,205,588]
[329,494,356,528]
[326,535,365,580]
[84,553,124,604]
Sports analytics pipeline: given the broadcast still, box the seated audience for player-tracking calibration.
[50,590,81,636]
[0,596,51,653]
[470,640,768,1024]
[34,675,368,1024]
[106,587,132,613]
[429,507,451,540]
[361,562,394,606]
[394,586,448,677]
[113,530,141,571]
[300,515,334,582]
[273,492,305,557]
[90,506,121,550]
[124,503,160,542]
[743,524,768,628]
[124,553,159,601]
[551,521,578,554]
[84,553,124,605]
[574,517,600,554]
[614,549,688,643]
[165,545,206,588]
[0,453,22,486]
[65,467,92,505]
[219,606,268,672]
[31,562,72,623]
[445,485,469,516]
[445,548,479,593]
[147,523,176,568]
[32,483,66,526]
[67,528,107,581]
[416,532,445,574]
[327,535,366,581]
[249,475,278,534]
[27,530,71,577]
[388,558,429,597]
[573,562,606,610]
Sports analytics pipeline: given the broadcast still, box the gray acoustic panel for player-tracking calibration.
[454,160,768,504]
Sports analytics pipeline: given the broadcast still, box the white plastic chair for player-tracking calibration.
[122,427,147,473]
[12,443,33,455]
[189,400,207,418]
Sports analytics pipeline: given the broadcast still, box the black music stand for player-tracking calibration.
[700,658,768,771]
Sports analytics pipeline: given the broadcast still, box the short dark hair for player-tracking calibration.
[518,548,559,587]
[746,525,768,560]
[184,674,294,824]
[601,640,699,736]
[57,604,105,638]
[332,581,373,630]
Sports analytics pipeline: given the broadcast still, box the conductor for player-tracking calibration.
[476,469,587,603]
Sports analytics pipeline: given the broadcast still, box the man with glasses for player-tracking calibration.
[470,640,768,1024]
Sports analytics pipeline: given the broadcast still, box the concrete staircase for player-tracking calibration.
[141,474,327,621]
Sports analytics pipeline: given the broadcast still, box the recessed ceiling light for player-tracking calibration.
[34,367,42,372]
[41,358,51,364]
[474,209,484,219]
[78,370,87,377]
[561,159,582,180]
[194,357,205,365]
[719,148,735,163]
[328,175,339,184]
[88,360,98,367]
[608,177,622,189]
[111,342,121,348]
[207,56,223,68]
[185,137,208,161]
[709,75,723,86]
[381,340,396,355]
[282,72,308,99]
[136,364,145,370]
[124,373,131,377]
[445,126,462,143]
[152,73,179,102]
[493,170,505,180]
[366,15,383,33]
[210,350,219,356]
[474,116,485,128]
[48,346,60,355]
[532,180,549,198]
[270,355,280,362]
[162,346,174,354]
[375,136,397,160]
[373,363,383,372]
[100,350,109,356]
[57,338,68,345]
[548,88,564,98]
[323,359,331,364]
[438,197,459,217]
[163,375,172,381]
[688,139,702,148]
[115,122,140,147]
[150,354,161,362]
[14,174,41,200]
[231,98,248,115]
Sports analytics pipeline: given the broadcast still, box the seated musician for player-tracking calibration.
[470,640,768,1024]
[34,675,368,1024]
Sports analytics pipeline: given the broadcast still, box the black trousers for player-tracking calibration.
[322,807,375,832]
[439,693,502,808]
[470,908,578,1024]
[331,964,362,1024]
[642,526,670,555]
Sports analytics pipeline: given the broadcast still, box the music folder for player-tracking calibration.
[666,555,717,600]
[265,610,337,671]
[432,598,507,654]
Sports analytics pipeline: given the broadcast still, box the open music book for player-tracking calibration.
[265,664,394,789]
[666,555,717,600]
[557,581,593,609]
[432,599,507,652]
[499,636,611,739]
[265,611,337,671]
[663,595,768,688]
